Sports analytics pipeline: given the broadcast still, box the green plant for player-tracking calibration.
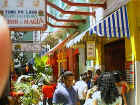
[14,82,41,105]
[33,54,53,76]
[13,54,53,105]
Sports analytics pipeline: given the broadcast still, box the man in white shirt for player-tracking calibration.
[74,74,88,105]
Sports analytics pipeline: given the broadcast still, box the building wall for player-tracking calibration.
[94,0,138,104]
[127,1,140,105]
[135,61,140,105]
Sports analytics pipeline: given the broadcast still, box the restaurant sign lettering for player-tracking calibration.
[0,0,46,28]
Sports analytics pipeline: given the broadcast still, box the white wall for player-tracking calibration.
[104,0,130,17]
[95,8,104,23]
[127,89,135,105]
[135,61,140,105]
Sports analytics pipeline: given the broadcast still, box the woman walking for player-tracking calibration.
[92,72,122,105]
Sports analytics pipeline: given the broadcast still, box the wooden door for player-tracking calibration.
[104,39,125,71]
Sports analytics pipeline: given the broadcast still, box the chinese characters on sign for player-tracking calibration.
[0,0,46,28]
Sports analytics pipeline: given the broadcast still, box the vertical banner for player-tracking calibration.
[0,0,46,29]
[87,41,96,60]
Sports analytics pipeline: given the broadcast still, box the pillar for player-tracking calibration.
[127,1,140,105]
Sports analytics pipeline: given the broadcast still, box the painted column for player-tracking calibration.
[125,38,135,105]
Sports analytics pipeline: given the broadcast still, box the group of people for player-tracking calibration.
[42,69,129,105]
[0,15,129,105]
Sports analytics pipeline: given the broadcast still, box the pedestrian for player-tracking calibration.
[87,71,92,89]
[0,16,11,104]
[74,74,88,105]
[113,70,129,105]
[42,79,56,105]
[85,69,101,100]
[93,69,101,85]
[53,71,80,105]
[92,72,122,105]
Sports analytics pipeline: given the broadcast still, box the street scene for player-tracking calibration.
[0,0,139,105]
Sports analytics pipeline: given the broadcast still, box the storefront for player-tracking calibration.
[45,33,81,80]
[90,3,137,105]
[66,30,98,76]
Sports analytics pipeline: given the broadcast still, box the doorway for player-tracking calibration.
[104,39,125,72]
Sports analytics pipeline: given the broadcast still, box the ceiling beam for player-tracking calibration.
[46,21,78,29]
[47,1,95,16]
[47,12,86,23]
[61,0,105,8]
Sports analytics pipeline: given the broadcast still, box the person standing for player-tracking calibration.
[85,69,101,101]
[113,71,129,105]
[74,74,88,105]
[42,79,56,105]
[93,69,101,85]
[53,71,80,105]
[92,72,122,105]
[87,70,93,89]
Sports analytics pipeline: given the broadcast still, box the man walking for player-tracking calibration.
[53,71,80,105]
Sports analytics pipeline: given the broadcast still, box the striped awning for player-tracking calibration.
[66,28,90,48]
[66,31,86,48]
[90,5,130,38]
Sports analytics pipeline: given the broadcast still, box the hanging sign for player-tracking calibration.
[0,0,46,30]
[12,43,42,52]
[87,41,96,60]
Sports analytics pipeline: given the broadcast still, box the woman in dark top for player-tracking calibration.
[92,72,122,105]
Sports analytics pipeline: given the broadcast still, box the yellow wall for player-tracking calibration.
[95,38,103,65]
[127,1,140,61]
[127,1,140,105]
[125,38,133,61]
[93,0,140,66]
